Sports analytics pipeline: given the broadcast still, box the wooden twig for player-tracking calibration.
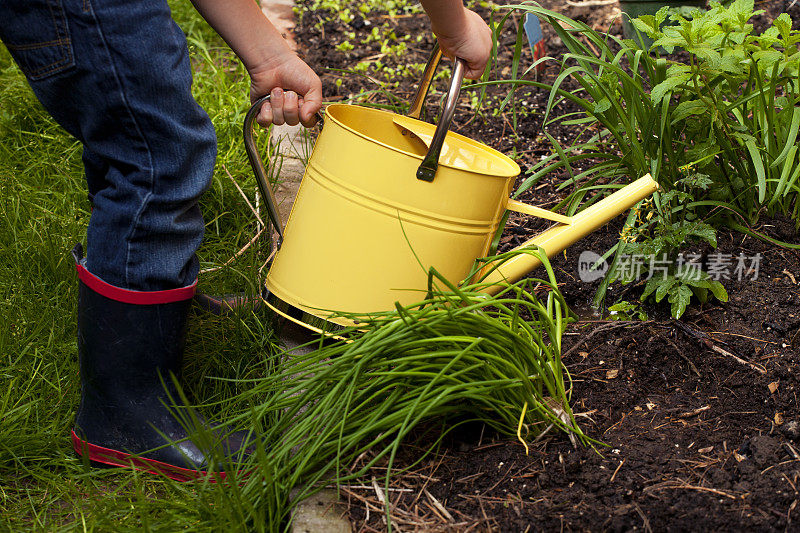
[710,344,767,375]
[610,459,625,483]
[664,336,701,377]
[761,458,800,475]
[371,477,386,505]
[342,485,413,493]
[581,35,599,56]
[408,452,448,509]
[257,248,277,281]
[222,163,264,226]
[199,226,265,274]
[645,482,740,500]
[672,321,767,374]
[708,331,778,345]
[677,405,710,419]
[785,442,800,461]
[563,322,634,359]
[424,489,453,522]
[783,473,798,493]
[634,504,653,533]
[199,162,272,275]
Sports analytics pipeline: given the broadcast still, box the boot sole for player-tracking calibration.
[71,430,224,483]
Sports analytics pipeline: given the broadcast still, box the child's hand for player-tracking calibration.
[431,8,492,80]
[248,53,322,128]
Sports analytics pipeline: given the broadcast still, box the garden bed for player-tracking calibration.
[335,220,800,531]
[293,0,800,529]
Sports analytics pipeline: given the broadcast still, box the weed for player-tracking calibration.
[608,300,649,321]
[612,171,728,318]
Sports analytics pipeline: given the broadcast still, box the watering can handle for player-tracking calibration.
[407,44,442,120]
[408,43,467,182]
[244,94,284,245]
[243,96,324,246]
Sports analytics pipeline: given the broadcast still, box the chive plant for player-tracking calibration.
[194,249,592,530]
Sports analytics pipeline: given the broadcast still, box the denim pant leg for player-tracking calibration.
[0,0,216,291]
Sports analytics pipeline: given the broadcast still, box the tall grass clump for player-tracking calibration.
[486,1,799,315]
[502,0,800,222]
[193,251,591,530]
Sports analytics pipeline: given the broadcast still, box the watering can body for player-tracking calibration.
[265,104,520,326]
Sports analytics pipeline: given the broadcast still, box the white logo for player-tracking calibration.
[578,251,608,282]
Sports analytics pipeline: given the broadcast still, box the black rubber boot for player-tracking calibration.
[71,245,247,481]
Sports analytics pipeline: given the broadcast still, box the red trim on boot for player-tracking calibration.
[71,430,223,483]
[76,264,196,305]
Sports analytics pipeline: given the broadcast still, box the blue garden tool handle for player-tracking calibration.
[407,42,467,182]
[243,95,324,246]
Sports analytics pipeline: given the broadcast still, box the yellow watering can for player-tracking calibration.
[244,46,658,331]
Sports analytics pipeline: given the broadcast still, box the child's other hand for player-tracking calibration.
[249,53,322,128]
[433,9,492,80]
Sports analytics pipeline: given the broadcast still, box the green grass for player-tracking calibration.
[0,1,283,530]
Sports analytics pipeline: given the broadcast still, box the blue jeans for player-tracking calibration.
[0,0,216,291]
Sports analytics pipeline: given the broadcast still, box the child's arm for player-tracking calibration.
[190,0,322,127]
[419,1,493,79]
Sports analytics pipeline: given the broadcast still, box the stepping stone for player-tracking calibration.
[290,489,350,533]
[271,123,311,157]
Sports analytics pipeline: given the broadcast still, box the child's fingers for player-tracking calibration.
[299,81,323,128]
[251,74,321,128]
[256,104,273,127]
[283,91,300,126]
[270,88,285,125]
[463,64,483,79]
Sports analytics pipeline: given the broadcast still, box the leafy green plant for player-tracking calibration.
[335,40,354,53]
[501,1,800,222]
[634,0,800,223]
[611,171,728,318]
[608,300,649,321]
[485,1,797,315]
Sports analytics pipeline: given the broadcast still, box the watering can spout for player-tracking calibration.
[479,174,659,294]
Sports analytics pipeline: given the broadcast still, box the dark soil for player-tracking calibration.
[295,1,800,530]
[337,218,800,533]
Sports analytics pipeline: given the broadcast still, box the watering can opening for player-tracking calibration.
[325,104,520,179]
